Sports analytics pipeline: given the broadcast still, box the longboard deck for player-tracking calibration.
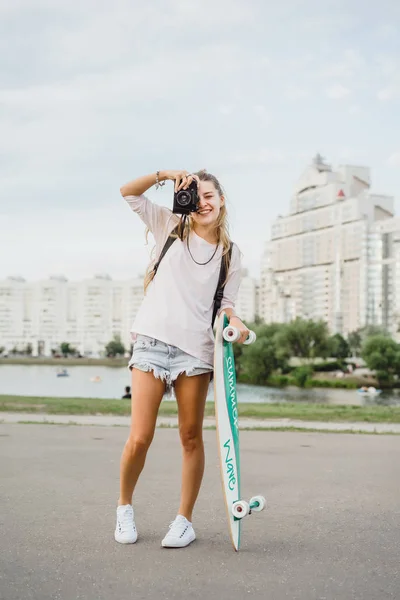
[214,312,241,551]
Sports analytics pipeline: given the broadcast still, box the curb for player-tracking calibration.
[1,412,399,433]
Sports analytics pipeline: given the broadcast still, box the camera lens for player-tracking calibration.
[177,191,191,206]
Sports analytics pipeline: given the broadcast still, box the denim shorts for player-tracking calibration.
[128,334,213,386]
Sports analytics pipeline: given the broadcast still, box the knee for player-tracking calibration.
[179,425,203,453]
[125,434,152,457]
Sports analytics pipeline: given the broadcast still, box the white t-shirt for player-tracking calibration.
[125,195,242,366]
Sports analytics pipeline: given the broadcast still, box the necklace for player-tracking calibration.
[186,234,219,265]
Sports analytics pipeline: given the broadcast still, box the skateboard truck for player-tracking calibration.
[232,496,266,520]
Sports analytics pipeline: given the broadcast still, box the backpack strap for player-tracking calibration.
[212,242,233,328]
[152,226,179,276]
[153,230,233,329]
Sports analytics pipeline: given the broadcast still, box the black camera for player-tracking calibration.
[173,180,199,215]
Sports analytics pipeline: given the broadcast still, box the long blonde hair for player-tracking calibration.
[143,170,231,293]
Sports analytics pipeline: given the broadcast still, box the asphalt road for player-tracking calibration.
[0,424,399,600]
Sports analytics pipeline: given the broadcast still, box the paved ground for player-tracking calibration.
[0,424,399,600]
[2,411,400,433]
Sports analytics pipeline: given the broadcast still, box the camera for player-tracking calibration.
[173,180,199,215]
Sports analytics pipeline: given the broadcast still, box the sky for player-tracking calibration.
[1,0,400,282]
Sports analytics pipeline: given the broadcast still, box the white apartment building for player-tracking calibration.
[372,217,400,340]
[260,155,395,335]
[236,269,258,323]
[0,275,144,356]
[0,268,258,355]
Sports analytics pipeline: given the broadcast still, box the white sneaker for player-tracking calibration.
[161,515,196,548]
[115,504,138,544]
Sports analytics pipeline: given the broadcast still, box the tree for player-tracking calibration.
[233,343,244,378]
[361,335,400,385]
[105,334,125,357]
[360,325,390,339]
[237,322,290,384]
[0,346,5,356]
[347,331,362,356]
[240,336,286,385]
[348,326,390,357]
[328,334,350,359]
[275,318,330,362]
[60,342,76,357]
[25,343,33,356]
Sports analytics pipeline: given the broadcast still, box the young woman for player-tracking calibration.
[115,169,249,548]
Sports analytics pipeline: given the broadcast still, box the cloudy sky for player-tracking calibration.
[1,0,400,281]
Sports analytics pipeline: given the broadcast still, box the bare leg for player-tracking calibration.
[174,372,211,522]
[118,368,166,506]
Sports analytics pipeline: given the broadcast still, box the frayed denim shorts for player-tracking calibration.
[128,334,213,386]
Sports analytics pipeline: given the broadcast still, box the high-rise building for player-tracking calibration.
[373,217,400,340]
[0,269,259,355]
[0,275,144,356]
[260,155,395,335]
[236,269,258,323]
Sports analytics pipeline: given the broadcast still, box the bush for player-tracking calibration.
[267,375,289,387]
[292,366,313,388]
[313,360,345,372]
[309,379,358,389]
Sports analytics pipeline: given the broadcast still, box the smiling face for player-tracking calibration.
[191,179,225,228]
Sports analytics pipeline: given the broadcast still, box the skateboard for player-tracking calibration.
[213,311,266,551]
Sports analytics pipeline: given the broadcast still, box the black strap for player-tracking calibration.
[212,242,233,328]
[153,229,233,327]
[152,226,179,276]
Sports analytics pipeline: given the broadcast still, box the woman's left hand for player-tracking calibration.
[229,316,249,344]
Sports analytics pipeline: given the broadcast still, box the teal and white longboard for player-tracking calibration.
[214,311,266,551]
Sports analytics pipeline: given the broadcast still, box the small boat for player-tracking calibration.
[357,386,382,397]
[56,368,69,378]
[90,376,102,383]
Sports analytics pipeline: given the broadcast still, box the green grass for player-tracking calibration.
[1,395,400,423]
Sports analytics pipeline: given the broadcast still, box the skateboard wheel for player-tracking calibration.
[232,500,250,519]
[223,326,240,343]
[244,331,256,345]
[249,495,266,512]
[223,327,257,345]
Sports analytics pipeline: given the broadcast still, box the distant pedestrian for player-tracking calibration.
[122,386,131,399]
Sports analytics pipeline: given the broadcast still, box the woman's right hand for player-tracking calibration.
[163,170,200,192]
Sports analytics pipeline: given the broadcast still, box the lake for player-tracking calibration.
[1,364,399,406]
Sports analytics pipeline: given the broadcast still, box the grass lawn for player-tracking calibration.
[1,395,399,423]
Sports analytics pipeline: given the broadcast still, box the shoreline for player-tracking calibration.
[0,357,127,367]
[0,358,386,390]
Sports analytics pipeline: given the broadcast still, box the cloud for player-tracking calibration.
[322,49,364,80]
[285,85,309,100]
[388,153,400,167]
[326,84,351,99]
[231,148,286,167]
[348,104,362,115]
[377,86,400,101]
[1,0,400,284]
[375,24,398,39]
[253,105,270,125]
[218,105,235,115]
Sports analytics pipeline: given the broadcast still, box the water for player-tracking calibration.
[1,364,400,406]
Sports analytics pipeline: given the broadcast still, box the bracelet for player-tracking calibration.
[155,170,165,190]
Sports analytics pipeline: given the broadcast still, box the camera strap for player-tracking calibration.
[153,226,233,328]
